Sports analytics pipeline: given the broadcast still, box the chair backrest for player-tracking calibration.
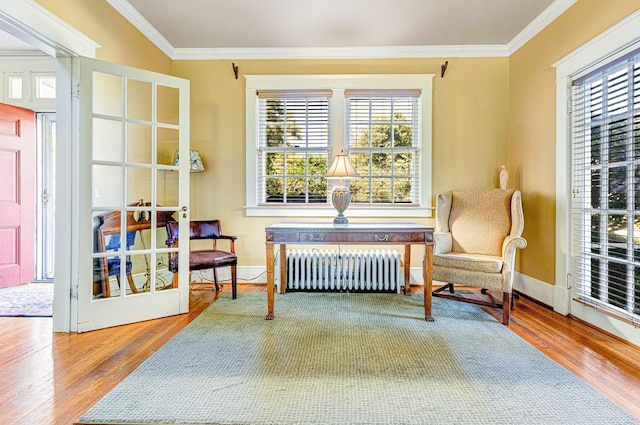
[443,188,517,256]
[166,220,222,242]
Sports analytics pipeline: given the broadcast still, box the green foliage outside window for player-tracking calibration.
[263,100,415,204]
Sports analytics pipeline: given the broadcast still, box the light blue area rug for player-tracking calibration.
[79,293,638,424]
[0,283,53,317]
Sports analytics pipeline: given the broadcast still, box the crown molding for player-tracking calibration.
[507,0,578,55]
[173,44,509,60]
[105,0,174,58]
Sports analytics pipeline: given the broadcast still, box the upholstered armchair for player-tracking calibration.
[432,188,527,325]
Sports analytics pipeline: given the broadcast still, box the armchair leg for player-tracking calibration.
[502,292,511,325]
[231,264,237,299]
[212,269,221,292]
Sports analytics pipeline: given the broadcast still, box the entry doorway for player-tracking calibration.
[35,112,55,282]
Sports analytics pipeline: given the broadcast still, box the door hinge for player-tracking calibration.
[70,284,79,300]
[72,82,80,98]
[566,273,572,289]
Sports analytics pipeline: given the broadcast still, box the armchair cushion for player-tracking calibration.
[449,188,514,256]
[433,252,503,274]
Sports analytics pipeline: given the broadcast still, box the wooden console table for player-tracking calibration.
[265,222,434,321]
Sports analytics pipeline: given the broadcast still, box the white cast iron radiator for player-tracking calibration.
[275,249,404,293]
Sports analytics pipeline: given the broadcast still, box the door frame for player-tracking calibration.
[0,0,98,332]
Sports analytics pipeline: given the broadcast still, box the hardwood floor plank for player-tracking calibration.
[0,284,638,424]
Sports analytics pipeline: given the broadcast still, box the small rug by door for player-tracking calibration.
[79,293,637,425]
[0,283,53,317]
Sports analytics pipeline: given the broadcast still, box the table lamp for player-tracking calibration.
[325,150,360,225]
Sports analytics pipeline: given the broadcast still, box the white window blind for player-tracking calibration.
[571,48,640,323]
[345,89,421,205]
[257,90,332,204]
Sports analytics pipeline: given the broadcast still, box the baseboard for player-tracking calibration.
[210,267,557,310]
[513,272,555,308]
[192,266,267,285]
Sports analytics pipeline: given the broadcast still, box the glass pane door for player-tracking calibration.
[77,57,190,332]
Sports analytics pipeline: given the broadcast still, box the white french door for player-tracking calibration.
[76,57,190,332]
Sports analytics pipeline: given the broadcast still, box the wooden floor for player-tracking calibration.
[1,284,639,425]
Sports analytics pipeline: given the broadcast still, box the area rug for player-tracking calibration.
[0,283,53,317]
[79,293,637,425]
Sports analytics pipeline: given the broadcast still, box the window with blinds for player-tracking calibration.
[571,48,640,323]
[345,90,421,205]
[257,90,332,204]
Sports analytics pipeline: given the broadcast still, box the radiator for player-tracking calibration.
[276,249,404,293]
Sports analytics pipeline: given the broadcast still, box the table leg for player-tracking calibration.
[279,245,287,295]
[404,244,411,295]
[266,242,274,320]
[424,244,434,321]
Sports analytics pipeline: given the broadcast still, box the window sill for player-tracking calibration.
[244,205,433,218]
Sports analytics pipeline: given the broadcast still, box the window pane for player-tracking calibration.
[8,76,23,99]
[608,118,627,163]
[394,153,413,174]
[351,153,370,175]
[394,178,412,203]
[35,75,56,99]
[590,169,601,209]
[266,152,284,175]
[607,214,627,259]
[371,124,391,147]
[349,179,370,203]
[608,167,626,209]
[266,177,284,203]
[371,153,391,175]
[371,178,392,203]
[590,213,601,255]
[393,124,412,147]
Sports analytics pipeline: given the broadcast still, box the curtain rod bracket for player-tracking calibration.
[441,61,448,78]
[232,62,239,79]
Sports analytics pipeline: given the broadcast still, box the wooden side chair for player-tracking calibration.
[165,220,238,299]
[432,188,527,325]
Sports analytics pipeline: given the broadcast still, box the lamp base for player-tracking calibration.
[331,187,351,226]
[333,214,349,225]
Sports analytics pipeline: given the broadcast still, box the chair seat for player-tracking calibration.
[434,252,503,273]
[168,250,237,272]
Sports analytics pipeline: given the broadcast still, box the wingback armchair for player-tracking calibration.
[432,188,527,325]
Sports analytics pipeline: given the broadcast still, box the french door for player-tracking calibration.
[76,57,190,332]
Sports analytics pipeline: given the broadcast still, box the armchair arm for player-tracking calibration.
[434,231,452,255]
[501,235,527,270]
[214,234,237,253]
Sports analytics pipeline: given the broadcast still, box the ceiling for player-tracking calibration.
[127,0,556,48]
[0,30,39,52]
[0,0,577,59]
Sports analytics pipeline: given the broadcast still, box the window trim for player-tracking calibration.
[245,74,434,217]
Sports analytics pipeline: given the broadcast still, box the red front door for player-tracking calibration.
[0,104,35,288]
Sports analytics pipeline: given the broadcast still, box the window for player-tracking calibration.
[257,90,331,204]
[571,47,640,323]
[245,74,433,218]
[346,90,421,205]
[7,74,24,99]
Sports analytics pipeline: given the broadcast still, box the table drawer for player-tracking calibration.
[298,231,431,244]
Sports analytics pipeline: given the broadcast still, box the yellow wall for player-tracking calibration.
[509,0,640,285]
[35,0,171,73]
[172,58,510,267]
